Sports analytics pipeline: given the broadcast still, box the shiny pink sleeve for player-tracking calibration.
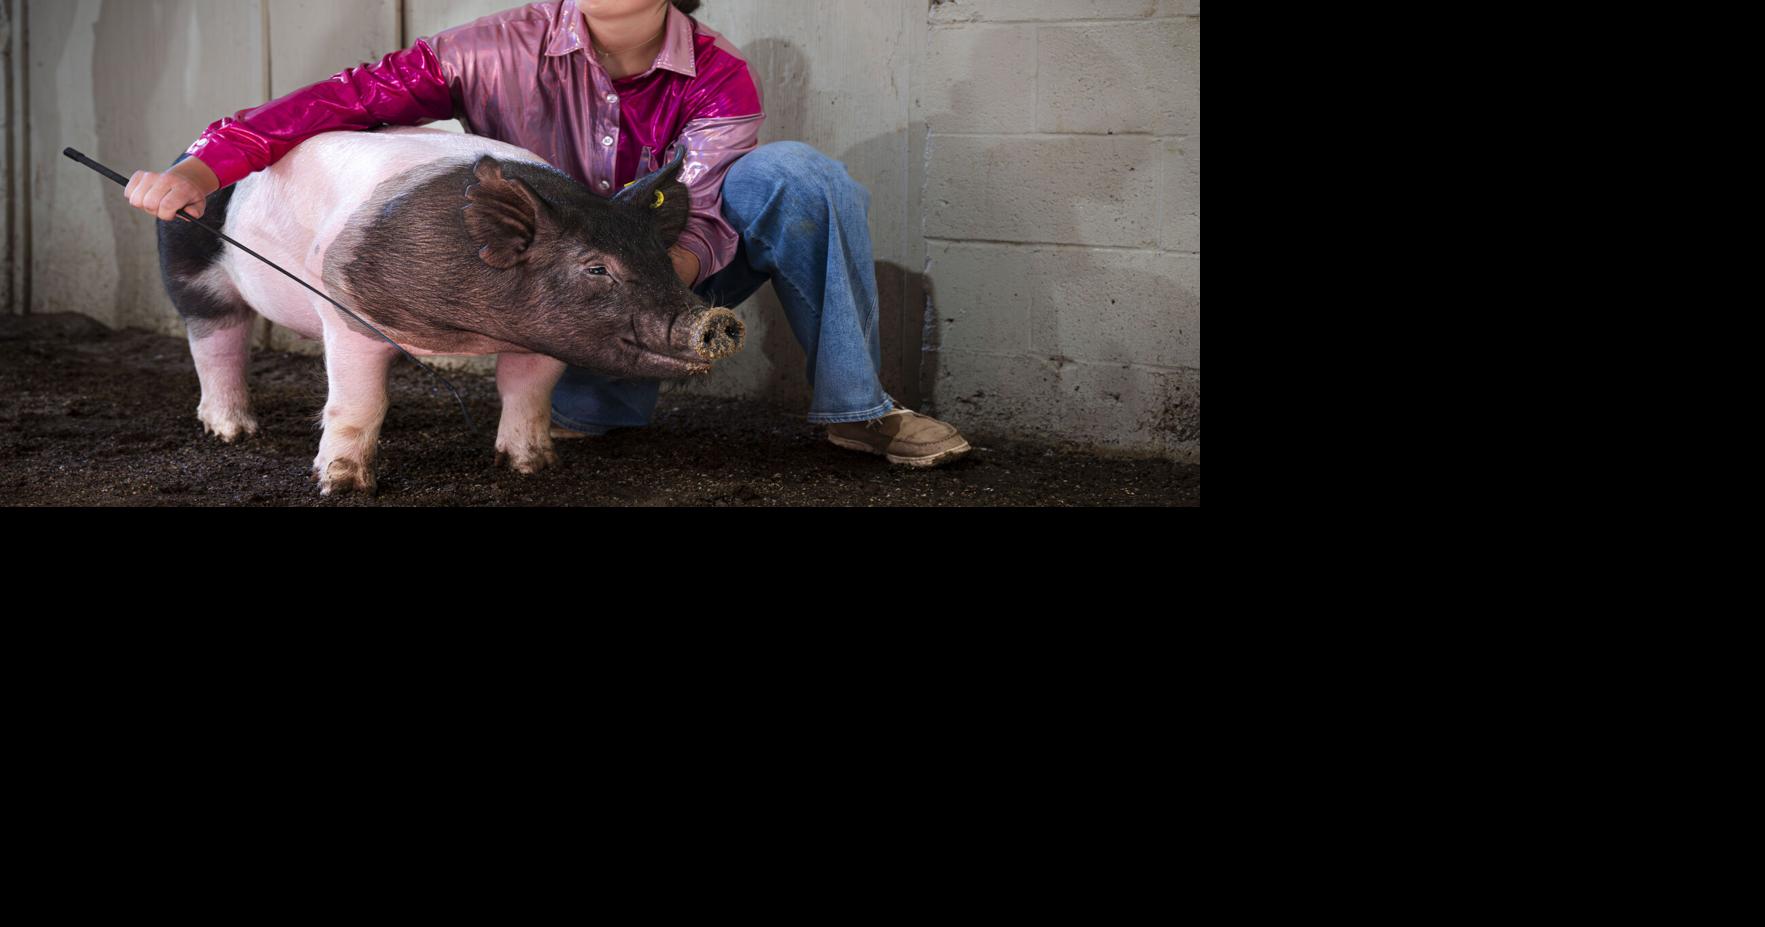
[183,40,458,189]
[670,58,765,289]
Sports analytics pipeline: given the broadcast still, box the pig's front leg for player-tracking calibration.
[494,352,567,474]
[312,326,399,497]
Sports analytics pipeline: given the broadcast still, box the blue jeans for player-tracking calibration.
[549,140,898,434]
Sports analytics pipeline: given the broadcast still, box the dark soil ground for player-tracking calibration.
[0,313,1199,507]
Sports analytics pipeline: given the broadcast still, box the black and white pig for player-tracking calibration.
[156,125,745,496]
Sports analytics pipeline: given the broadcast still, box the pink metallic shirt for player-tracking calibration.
[183,1,765,289]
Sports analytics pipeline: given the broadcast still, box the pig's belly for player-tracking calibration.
[218,125,557,358]
[218,243,328,341]
[384,331,536,358]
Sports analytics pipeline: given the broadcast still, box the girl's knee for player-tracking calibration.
[732,141,860,194]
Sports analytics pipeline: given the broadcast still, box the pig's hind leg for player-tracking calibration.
[312,322,399,497]
[495,353,567,474]
[185,311,260,443]
[158,193,260,443]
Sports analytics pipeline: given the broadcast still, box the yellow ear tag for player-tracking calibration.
[617,182,666,208]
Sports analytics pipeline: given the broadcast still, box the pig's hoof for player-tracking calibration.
[198,407,259,444]
[496,444,560,475]
[314,458,377,497]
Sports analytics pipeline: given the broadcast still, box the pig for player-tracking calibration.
[155,125,745,497]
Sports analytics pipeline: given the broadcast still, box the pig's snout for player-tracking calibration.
[686,308,745,362]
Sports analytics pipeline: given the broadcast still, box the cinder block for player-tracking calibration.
[931,0,1162,23]
[930,351,1200,457]
[1159,136,1199,253]
[925,134,1158,246]
[924,243,1036,355]
[1040,359,1199,453]
[1037,18,1198,136]
[922,25,1037,133]
[929,351,1057,436]
[1029,250,1198,368]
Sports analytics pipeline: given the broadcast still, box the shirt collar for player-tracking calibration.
[544,1,697,79]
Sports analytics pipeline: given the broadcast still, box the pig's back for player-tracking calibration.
[230,126,555,247]
[220,126,557,343]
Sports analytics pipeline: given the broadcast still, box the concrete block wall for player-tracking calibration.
[919,0,1199,459]
[3,0,22,317]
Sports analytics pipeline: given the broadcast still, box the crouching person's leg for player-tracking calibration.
[550,367,661,439]
[720,140,971,467]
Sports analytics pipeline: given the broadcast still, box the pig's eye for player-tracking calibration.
[585,265,610,276]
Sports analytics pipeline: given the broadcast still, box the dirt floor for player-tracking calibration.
[0,313,1198,507]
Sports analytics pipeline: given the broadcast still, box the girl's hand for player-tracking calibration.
[669,245,700,286]
[125,157,221,222]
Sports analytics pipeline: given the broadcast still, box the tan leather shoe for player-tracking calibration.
[826,404,972,468]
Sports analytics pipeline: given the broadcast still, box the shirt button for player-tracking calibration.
[607,94,619,104]
[600,180,610,189]
[601,136,614,147]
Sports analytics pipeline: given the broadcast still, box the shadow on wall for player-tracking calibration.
[91,0,183,334]
[917,24,1199,453]
[666,37,931,413]
[27,1,75,318]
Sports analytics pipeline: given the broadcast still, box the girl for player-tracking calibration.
[125,0,969,467]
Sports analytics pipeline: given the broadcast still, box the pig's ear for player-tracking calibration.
[614,145,693,248]
[463,156,545,269]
